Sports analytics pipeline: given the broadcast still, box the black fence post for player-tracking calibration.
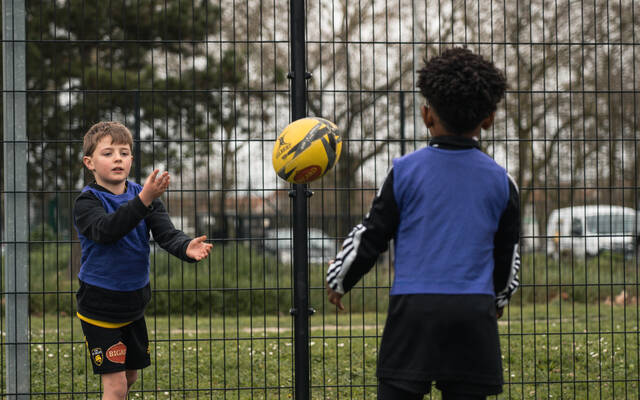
[134,91,142,183]
[289,1,311,399]
[400,91,406,156]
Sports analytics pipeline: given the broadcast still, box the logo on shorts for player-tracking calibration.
[91,348,103,366]
[106,342,127,364]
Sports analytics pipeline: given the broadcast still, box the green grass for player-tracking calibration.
[10,301,640,399]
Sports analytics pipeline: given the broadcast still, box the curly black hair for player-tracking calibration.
[417,47,506,135]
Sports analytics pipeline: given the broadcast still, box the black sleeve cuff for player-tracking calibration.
[132,195,154,216]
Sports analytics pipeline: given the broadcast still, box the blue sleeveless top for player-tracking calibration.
[391,146,509,296]
[77,182,150,291]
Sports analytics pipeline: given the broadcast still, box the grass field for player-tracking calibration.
[9,301,639,399]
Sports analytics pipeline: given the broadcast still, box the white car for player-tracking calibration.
[547,205,637,258]
[263,228,335,264]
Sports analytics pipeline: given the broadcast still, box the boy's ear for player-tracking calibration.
[481,112,496,130]
[421,105,434,128]
[83,156,94,171]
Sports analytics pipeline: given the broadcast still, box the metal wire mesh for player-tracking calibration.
[2,0,639,398]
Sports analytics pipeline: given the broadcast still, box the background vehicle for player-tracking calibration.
[263,228,336,264]
[547,205,637,258]
[520,206,541,252]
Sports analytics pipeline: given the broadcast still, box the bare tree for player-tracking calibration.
[302,0,423,233]
[425,1,640,231]
[494,0,640,230]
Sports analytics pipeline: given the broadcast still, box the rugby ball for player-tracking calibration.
[272,117,342,184]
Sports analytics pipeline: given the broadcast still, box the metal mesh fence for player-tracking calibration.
[2,0,640,398]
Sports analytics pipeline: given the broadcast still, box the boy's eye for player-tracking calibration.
[103,152,111,156]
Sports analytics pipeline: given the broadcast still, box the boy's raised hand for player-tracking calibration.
[139,169,170,206]
[187,235,213,261]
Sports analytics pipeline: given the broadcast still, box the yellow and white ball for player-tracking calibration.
[272,117,342,184]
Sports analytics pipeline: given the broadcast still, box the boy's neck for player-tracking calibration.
[430,129,480,140]
[423,106,488,139]
[94,178,127,195]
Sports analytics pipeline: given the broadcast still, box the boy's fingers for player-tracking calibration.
[329,295,344,311]
[148,171,170,188]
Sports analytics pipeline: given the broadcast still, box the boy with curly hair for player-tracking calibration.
[74,121,212,399]
[326,47,521,399]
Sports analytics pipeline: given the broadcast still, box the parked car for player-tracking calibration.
[520,207,541,252]
[547,205,637,258]
[263,228,336,264]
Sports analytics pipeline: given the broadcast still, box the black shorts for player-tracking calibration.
[376,294,503,396]
[81,317,151,374]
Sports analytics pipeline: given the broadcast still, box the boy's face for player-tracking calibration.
[83,136,132,190]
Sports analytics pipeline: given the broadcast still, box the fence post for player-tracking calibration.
[2,0,30,398]
[289,1,311,399]
[399,92,406,155]
[134,91,142,184]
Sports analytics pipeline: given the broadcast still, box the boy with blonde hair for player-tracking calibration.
[74,121,212,399]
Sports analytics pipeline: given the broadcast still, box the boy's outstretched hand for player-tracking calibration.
[187,235,213,261]
[326,260,345,311]
[140,169,170,206]
[326,282,344,311]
